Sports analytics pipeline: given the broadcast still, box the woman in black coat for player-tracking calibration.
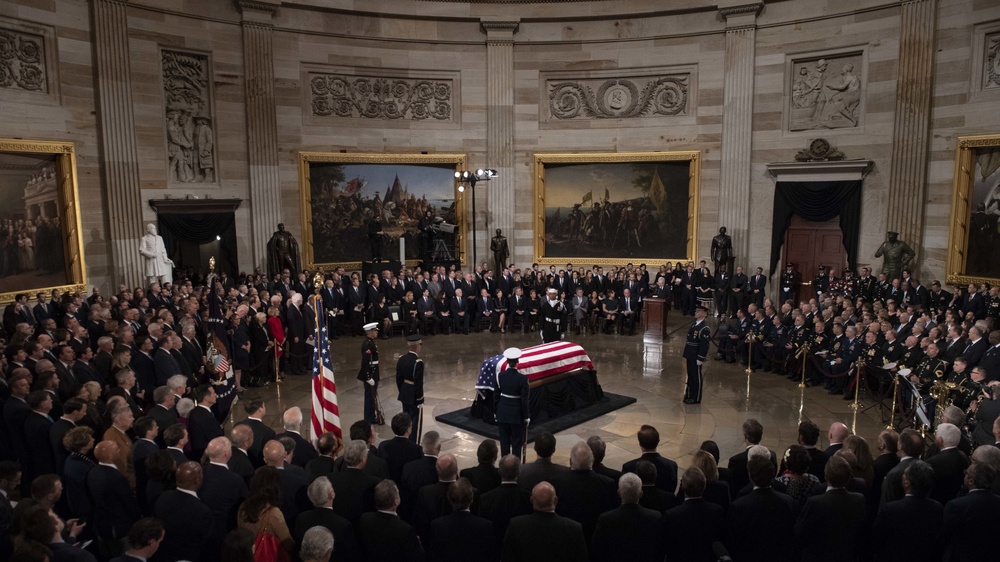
[248,311,273,386]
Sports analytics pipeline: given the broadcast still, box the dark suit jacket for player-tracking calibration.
[87,464,141,539]
[593,462,622,483]
[147,405,177,447]
[131,438,159,513]
[23,411,56,478]
[638,484,678,514]
[154,489,215,562]
[477,482,531,548]
[793,488,867,562]
[200,462,248,533]
[47,542,97,562]
[662,498,725,562]
[872,494,943,562]
[227,447,254,485]
[623,452,678,494]
[333,446,390,479]
[400,456,439,509]
[275,430,318,468]
[727,446,778,495]
[880,457,914,507]
[964,338,989,368]
[943,490,1000,561]
[460,463,501,495]
[502,511,588,562]
[293,507,359,562]
[0,489,13,560]
[272,464,310,529]
[235,417,274,468]
[358,511,425,562]
[519,457,571,492]
[187,405,222,460]
[153,347,182,387]
[591,503,662,562]
[725,487,795,562]
[927,448,970,504]
[429,511,498,562]
[306,455,337,482]
[329,467,381,525]
[63,454,95,518]
[379,436,423,484]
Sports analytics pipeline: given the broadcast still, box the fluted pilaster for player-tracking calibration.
[90,0,145,288]
[237,0,282,270]
[885,0,937,268]
[717,3,762,269]
[482,19,518,270]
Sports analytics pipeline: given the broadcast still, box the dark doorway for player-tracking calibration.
[784,215,847,293]
[157,213,239,277]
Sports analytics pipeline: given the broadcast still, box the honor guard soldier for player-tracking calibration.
[495,347,530,459]
[396,334,425,442]
[780,263,799,304]
[683,306,711,404]
[358,323,382,425]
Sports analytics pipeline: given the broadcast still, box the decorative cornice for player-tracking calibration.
[234,0,278,14]
[481,19,519,44]
[481,20,520,32]
[765,159,873,182]
[149,198,242,214]
[719,2,764,19]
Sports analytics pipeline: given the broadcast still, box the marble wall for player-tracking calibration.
[1,0,999,293]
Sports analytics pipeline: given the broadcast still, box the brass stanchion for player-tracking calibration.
[745,332,757,374]
[797,342,810,389]
[849,359,865,411]
[886,373,900,430]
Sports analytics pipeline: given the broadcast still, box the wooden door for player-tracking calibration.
[784,216,847,292]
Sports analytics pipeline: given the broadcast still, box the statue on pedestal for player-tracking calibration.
[491,229,509,274]
[139,223,174,286]
[874,231,915,280]
[711,226,734,274]
[267,223,300,278]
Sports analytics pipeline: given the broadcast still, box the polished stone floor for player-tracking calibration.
[229,315,887,472]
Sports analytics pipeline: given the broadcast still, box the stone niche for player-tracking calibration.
[785,48,866,133]
[161,48,216,185]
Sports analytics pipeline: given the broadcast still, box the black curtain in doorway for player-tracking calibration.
[157,213,238,275]
[768,180,863,275]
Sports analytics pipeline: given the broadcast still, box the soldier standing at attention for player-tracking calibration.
[495,347,530,459]
[396,334,425,442]
[358,322,381,425]
[683,306,711,404]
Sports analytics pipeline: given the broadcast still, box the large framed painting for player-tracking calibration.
[947,134,1000,286]
[533,151,700,266]
[298,152,466,269]
[0,139,86,303]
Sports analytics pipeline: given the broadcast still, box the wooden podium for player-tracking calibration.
[642,297,669,339]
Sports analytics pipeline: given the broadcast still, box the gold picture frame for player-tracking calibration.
[298,152,467,270]
[0,139,86,304]
[946,134,1000,287]
[533,151,700,267]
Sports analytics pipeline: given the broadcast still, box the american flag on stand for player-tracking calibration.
[475,341,594,391]
[311,295,342,438]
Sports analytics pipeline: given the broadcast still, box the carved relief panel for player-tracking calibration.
[161,49,216,185]
[786,49,866,132]
[971,22,1000,101]
[0,17,57,104]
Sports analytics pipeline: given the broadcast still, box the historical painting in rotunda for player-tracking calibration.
[534,152,700,266]
[299,153,465,267]
[788,51,865,131]
[947,135,1000,287]
[0,140,86,301]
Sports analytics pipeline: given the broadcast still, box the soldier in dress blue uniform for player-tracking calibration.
[540,288,564,343]
[396,333,425,442]
[358,322,381,425]
[495,347,530,458]
[780,263,799,304]
[683,306,711,404]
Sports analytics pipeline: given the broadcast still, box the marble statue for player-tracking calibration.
[139,223,174,286]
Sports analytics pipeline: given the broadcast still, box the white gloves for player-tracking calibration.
[366,378,375,387]
[524,418,531,424]
[697,360,704,366]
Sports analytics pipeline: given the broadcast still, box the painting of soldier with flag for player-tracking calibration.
[533,152,700,265]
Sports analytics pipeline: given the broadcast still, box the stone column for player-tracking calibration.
[482,19,518,270]
[237,0,283,271]
[717,3,763,271]
[90,0,145,288]
[885,0,937,267]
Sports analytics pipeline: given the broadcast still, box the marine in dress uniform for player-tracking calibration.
[780,264,799,304]
[540,288,565,343]
[358,323,382,425]
[495,347,530,459]
[396,334,425,442]
[683,307,711,404]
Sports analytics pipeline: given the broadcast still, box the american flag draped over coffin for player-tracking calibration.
[475,341,594,391]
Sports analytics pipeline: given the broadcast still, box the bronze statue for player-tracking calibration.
[711,226,734,274]
[874,231,915,280]
[491,228,509,274]
[266,223,300,278]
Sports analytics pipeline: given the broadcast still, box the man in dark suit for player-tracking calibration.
[881,428,924,507]
[358,479,425,562]
[377,412,422,485]
[146,386,177,448]
[449,288,470,334]
[587,436,622,483]
[334,420,389,479]
[552,442,617,553]
[635,460,677,514]
[592,472,661,562]
[234,398,274,468]
[50,398,87,475]
[459,439,501,495]
[306,431,340,483]
[108,517,165,562]
[478,454,531,549]
[329,439,381,526]
[926,423,970,504]
[964,326,989,368]
[293,476,359,562]
[227,425,255,485]
[413,453,461,539]
[0,461,19,560]
[661,467,724,562]
[154,461,216,562]
[274,406,318,468]
[400,431,441,521]
[286,293,308,375]
[23,390,56,484]
[429,477,497,562]
[793,457,867,562]
[131,416,159,515]
[261,440,310,529]
[201,436,248,534]
[88,441,141,558]
[725,456,795,562]
[518,432,571,492]
[502,481,588,562]
[980,330,1000,381]
[622,425,678,494]
[943,459,1000,561]
[872,460,943,562]
[187,385,223,461]
[2,372,31,468]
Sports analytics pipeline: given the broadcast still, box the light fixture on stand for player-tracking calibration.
[454,168,497,269]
